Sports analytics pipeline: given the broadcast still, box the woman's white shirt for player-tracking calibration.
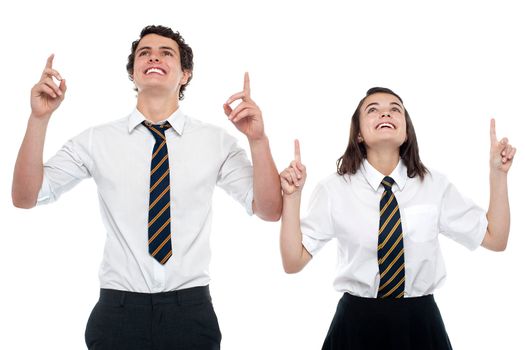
[301,159,487,298]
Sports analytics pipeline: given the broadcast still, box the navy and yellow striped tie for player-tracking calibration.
[143,121,172,265]
[377,176,405,298]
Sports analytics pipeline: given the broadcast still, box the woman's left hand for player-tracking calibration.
[490,118,516,173]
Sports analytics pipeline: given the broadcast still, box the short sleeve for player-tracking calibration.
[37,128,93,205]
[216,138,254,216]
[301,182,334,256]
[438,181,488,250]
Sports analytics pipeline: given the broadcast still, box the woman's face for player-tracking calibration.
[358,92,407,151]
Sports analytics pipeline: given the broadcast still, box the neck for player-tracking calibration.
[137,91,180,122]
[366,147,400,176]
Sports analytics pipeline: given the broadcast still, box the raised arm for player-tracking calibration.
[223,73,282,221]
[481,119,516,251]
[12,54,67,208]
[280,140,312,273]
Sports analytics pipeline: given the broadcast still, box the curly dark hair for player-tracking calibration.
[126,25,194,100]
[336,87,428,180]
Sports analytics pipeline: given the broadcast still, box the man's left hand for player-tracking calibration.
[223,72,265,141]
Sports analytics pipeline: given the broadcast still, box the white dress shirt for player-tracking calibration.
[38,108,254,293]
[301,159,487,298]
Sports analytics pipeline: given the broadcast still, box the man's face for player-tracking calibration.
[132,34,190,95]
[358,93,407,150]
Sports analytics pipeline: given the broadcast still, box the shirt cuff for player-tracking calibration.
[468,213,489,251]
[244,188,254,216]
[36,176,54,205]
[301,233,320,257]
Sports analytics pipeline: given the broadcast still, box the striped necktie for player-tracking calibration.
[143,121,172,265]
[377,176,405,298]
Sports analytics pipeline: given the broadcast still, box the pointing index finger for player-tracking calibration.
[490,118,497,143]
[45,54,54,70]
[243,72,251,99]
[294,139,301,162]
[42,54,56,80]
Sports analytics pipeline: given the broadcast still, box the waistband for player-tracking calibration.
[98,285,211,306]
[342,293,435,311]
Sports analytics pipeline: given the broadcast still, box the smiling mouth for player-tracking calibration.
[144,67,166,75]
[376,122,395,130]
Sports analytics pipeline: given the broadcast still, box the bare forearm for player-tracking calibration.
[12,115,50,208]
[483,171,510,251]
[280,193,311,273]
[250,136,282,221]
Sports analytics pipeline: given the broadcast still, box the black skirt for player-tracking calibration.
[322,293,453,350]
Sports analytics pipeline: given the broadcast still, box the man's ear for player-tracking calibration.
[182,71,192,85]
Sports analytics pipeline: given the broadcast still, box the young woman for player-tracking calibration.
[279,87,515,349]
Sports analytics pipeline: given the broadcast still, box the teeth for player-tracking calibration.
[146,68,165,75]
[378,123,394,129]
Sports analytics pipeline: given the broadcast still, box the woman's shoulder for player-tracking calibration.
[417,167,451,189]
[315,172,359,190]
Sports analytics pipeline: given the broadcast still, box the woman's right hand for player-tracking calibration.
[30,54,67,119]
[280,139,307,195]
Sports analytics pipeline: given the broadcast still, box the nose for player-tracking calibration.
[381,112,391,118]
[148,57,160,63]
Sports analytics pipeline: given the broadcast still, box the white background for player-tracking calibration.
[1,0,524,349]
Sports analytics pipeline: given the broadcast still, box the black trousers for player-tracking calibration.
[85,286,221,350]
[322,293,453,350]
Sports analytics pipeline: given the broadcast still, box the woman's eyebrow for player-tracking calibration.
[364,102,379,110]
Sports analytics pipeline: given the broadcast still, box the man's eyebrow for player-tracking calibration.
[136,46,151,52]
[390,102,403,108]
[136,46,176,52]
[159,46,176,52]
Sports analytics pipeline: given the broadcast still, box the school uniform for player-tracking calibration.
[301,159,487,349]
[37,108,254,349]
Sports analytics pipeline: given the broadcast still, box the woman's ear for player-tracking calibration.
[357,134,364,142]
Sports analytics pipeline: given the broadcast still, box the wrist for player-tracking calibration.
[284,190,302,200]
[489,169,508,181]
[248,134,269,148]
[29,112,52,123]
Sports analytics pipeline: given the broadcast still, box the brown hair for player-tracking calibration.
[336,87,428,179]
[126,25,194,100]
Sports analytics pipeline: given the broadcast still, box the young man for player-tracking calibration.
[12,25,282,350]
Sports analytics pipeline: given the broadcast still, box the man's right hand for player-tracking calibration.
[30,54,67,119]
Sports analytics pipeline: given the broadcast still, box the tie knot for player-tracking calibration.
[143,121,171,140]
[381,176,395,191]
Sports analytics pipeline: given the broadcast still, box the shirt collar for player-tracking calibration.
[360,158,408,192]
[127,107,187,135]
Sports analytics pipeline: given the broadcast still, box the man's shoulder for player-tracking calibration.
[183,114,228,134]
[182,115,239,143]
[92,115,129,131]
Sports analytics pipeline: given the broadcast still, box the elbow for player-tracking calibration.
[254,202,283,222]
[493,242,507,252]
[284,266,300,274]
[255,211,281,222]
[12,193,37,209]
[265,210,282,222]
[12,199,36,209]
[282,261,304,274]
[252,197,283,222]
[483,228,509,252]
